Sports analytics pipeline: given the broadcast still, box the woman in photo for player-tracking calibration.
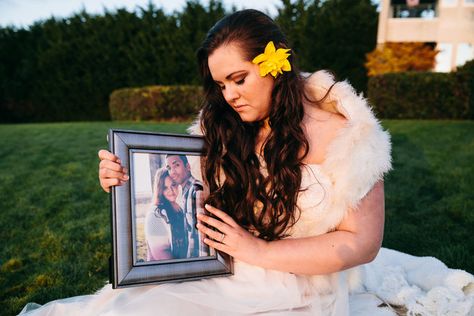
[146,168,188,261]
[22,8,473,316]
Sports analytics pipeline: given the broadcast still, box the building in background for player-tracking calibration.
[377,0,474,71]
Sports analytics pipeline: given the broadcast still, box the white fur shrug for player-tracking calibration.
[189,70,474,315]
[188,70,392,236]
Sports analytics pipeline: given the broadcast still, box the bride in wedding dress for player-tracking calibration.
[20,9,473,316]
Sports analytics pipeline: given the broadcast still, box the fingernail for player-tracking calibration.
[205,204,210,209]
[117,159,121,164]
[123,175,129,180]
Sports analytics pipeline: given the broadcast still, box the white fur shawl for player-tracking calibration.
[188,70,392,236]
[303,70,391,208]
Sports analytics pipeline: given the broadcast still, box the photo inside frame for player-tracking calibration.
[130,151,214,265]
[109,130,233,288]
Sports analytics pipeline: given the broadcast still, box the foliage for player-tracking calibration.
[0,1,226,123]
[276,0,379,93]
[275,0,321,71]
[0,121,473,315]
[368,71,471,119]
[365,42,439,76]
[456,60,474,119]
[109,85,204,121]
[0,0,380,122]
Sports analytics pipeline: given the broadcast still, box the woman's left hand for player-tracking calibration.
[197,204,267,266]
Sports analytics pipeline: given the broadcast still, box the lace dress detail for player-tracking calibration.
[290,164,332,238]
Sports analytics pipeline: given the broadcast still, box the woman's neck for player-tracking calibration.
[256,117,271,155]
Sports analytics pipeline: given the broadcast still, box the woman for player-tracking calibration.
[21,9,473,316]
[146,168,188,261]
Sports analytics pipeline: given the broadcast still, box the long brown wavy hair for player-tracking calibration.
[196,10,317,240]
[152,168,175,208]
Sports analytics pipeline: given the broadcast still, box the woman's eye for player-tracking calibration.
[236,78,245,85]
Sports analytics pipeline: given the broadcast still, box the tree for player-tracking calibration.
[0,0,380,121]
[0,1,228,122]
[306,0,379,93]
[175,0,226,84]
[365,42,439,76]
[275,0,320,71]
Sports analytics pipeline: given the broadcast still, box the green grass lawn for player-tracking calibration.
[0,120,473,316]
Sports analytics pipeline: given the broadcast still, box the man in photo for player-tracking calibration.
[165,154,207,258]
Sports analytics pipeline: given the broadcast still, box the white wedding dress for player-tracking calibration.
[18,71,474,316]
[18,165,354,316]
[19,164,474,316]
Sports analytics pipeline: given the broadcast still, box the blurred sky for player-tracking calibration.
[0,0,284,28]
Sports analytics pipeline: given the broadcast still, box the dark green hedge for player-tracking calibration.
[109,85,204,121]
[456,60,474,119]
[368,67,473,119]
[0,3,226,123]
[0,0,380,123]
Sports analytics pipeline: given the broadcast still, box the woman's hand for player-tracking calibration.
[98,149,129,193]
[197,204,267,266]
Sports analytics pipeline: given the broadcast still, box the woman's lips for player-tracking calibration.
[234,104,249,111]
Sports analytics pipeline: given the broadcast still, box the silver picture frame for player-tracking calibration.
[108,129,233,289]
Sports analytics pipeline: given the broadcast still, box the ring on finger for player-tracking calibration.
[219,232,226,243]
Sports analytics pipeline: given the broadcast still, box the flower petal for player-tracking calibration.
[275,48,291,59]
[264,41,276,55]
[259,64,271,77]
[281,60,291,71]
[253,41,292,78]
[252,53,267,64]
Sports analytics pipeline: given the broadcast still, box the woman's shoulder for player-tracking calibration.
[302,70,392,206]
[301,69,389,144]
[302,70,365,120]
[301,105,347,165]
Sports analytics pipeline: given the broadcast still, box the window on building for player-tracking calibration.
[391,0,438,18]
[456,43,474,67]
[435,43,452,72]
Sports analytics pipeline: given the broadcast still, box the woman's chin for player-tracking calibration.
[238,113,258,123]
[165,197,176,203]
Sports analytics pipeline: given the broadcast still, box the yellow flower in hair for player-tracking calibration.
[252,41,291,78]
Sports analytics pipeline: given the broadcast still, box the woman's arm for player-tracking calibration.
[145,210,173,261]
[197,180,385,275]
[258,180,384,274]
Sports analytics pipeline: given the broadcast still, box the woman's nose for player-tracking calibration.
[223,85,239,103]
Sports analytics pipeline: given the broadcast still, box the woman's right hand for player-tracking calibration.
[98,149,129,193]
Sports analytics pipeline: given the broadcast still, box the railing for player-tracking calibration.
[392,3,438,19]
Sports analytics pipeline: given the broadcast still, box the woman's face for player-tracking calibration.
[162,176,178,203]
[208,43,275,122]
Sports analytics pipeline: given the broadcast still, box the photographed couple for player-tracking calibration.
[145,154,207,261]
